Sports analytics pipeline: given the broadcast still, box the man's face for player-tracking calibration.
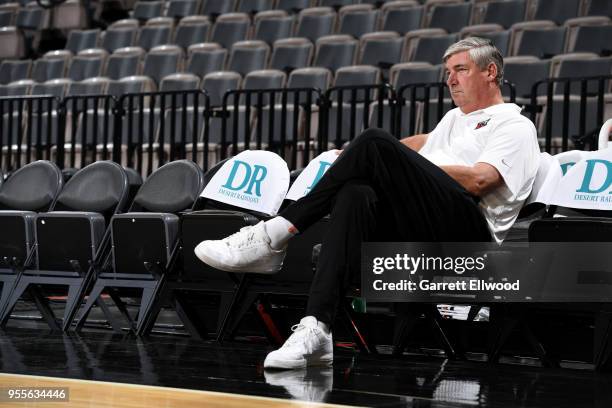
[445,51,493,113]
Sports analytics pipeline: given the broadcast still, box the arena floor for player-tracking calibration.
[1,321,611,408]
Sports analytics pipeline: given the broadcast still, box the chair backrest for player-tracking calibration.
[130,160,205,213]
[0,161,63,211]
[53,161,129,220]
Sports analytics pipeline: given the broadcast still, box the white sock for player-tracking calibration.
[264,216,298,250]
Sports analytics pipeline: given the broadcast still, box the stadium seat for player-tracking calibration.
[28,79,72,154]
[0,160,63,321]
[133,1,164,23]
[63,78,114,169]
[186,43,227,79]
[427,2,471,33]
[403,27,446,62]
[409,32,458,64]
[269,37,314,73]
[104,46,145,80]
[237,0,276,15]
[276,0,313,14]
[166,0,201,19]
[510,22,566,58]
[228,40,271,77]
[532,0,580,26]
[65,29,101,55]
[0,60,31,85]
[502,55,551,101]
[101,26,138,53]
[0,79,34,97]
[338,4,378,39]
[391,61,442,99]
[203,71,242,107]
[67,49,107,82]
[51,0,86,30]
[565,17,612,55]
[0,27,26,60]
[0,10,13,26]
[296,7,336,43]
[253,10,293,46]
[459,24,509,56]
[551,53,612,95]
[288,66,332,91]
[210,12,251,50]
[313,34,358,72]
[202,0,237,18]
[72,160,205,334]
[142,45,184,86]
[380,1,423,35]
[202,71,247,158]
[174,16,211,50]
[327,65,380,145]
[480,0,526,29]
[586,0,612,17]
[0,161,129,331]
[358,31,404,77]
[137,24,173,51]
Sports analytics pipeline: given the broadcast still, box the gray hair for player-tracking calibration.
[443,37,504,86]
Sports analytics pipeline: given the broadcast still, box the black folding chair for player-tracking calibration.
[0,160,63,319]
[72,160,205,334]
[0,161,129,331]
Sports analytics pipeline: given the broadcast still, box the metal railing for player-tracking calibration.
[2,78,609,175]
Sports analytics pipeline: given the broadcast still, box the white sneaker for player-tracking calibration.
[194,221,286,274]
[263,316,333,369]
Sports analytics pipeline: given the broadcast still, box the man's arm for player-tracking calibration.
[400,134,428,151]
[440,162,504,197]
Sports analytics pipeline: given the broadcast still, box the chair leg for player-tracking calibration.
[62,282,85,331]
[0,279,31,327]
[0,277,17,319]
[29,285,61,331]
[595,310,612,371]
[174,295,208,340]
[73,283,106,332]
[341,300,376,354]
[216,276,249,343]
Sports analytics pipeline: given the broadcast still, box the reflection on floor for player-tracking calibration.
[1,327,612,407]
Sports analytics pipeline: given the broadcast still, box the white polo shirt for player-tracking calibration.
[419,103,540,243]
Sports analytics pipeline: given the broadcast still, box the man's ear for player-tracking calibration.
[487,62,498,83]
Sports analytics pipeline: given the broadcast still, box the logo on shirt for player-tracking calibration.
[475,119,490,130]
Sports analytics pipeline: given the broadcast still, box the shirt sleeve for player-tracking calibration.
[476,117,538,198]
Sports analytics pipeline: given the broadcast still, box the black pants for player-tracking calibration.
[280,128,491,325]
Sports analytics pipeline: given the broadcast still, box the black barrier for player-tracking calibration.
[218,87,323,170]
[116,90,210,174]
[0,95,59,173]
[5,77,612,177]
[63,94,115,169]
[529,75,611,153]
[324,84,396,148]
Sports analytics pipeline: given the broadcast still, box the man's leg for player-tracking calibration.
[280,128,490,241]
[264,129,490,369]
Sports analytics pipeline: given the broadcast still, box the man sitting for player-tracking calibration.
[194,37,540,370]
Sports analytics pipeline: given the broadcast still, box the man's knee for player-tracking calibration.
[354,128,396,145]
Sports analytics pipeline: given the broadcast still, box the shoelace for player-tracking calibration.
[224,226,258,249]
[284,323,318,347]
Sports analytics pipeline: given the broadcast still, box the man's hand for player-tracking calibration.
[440,163,504,197]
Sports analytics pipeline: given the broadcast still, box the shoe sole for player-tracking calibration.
[194,246,282,274]
[263,357,333,370]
